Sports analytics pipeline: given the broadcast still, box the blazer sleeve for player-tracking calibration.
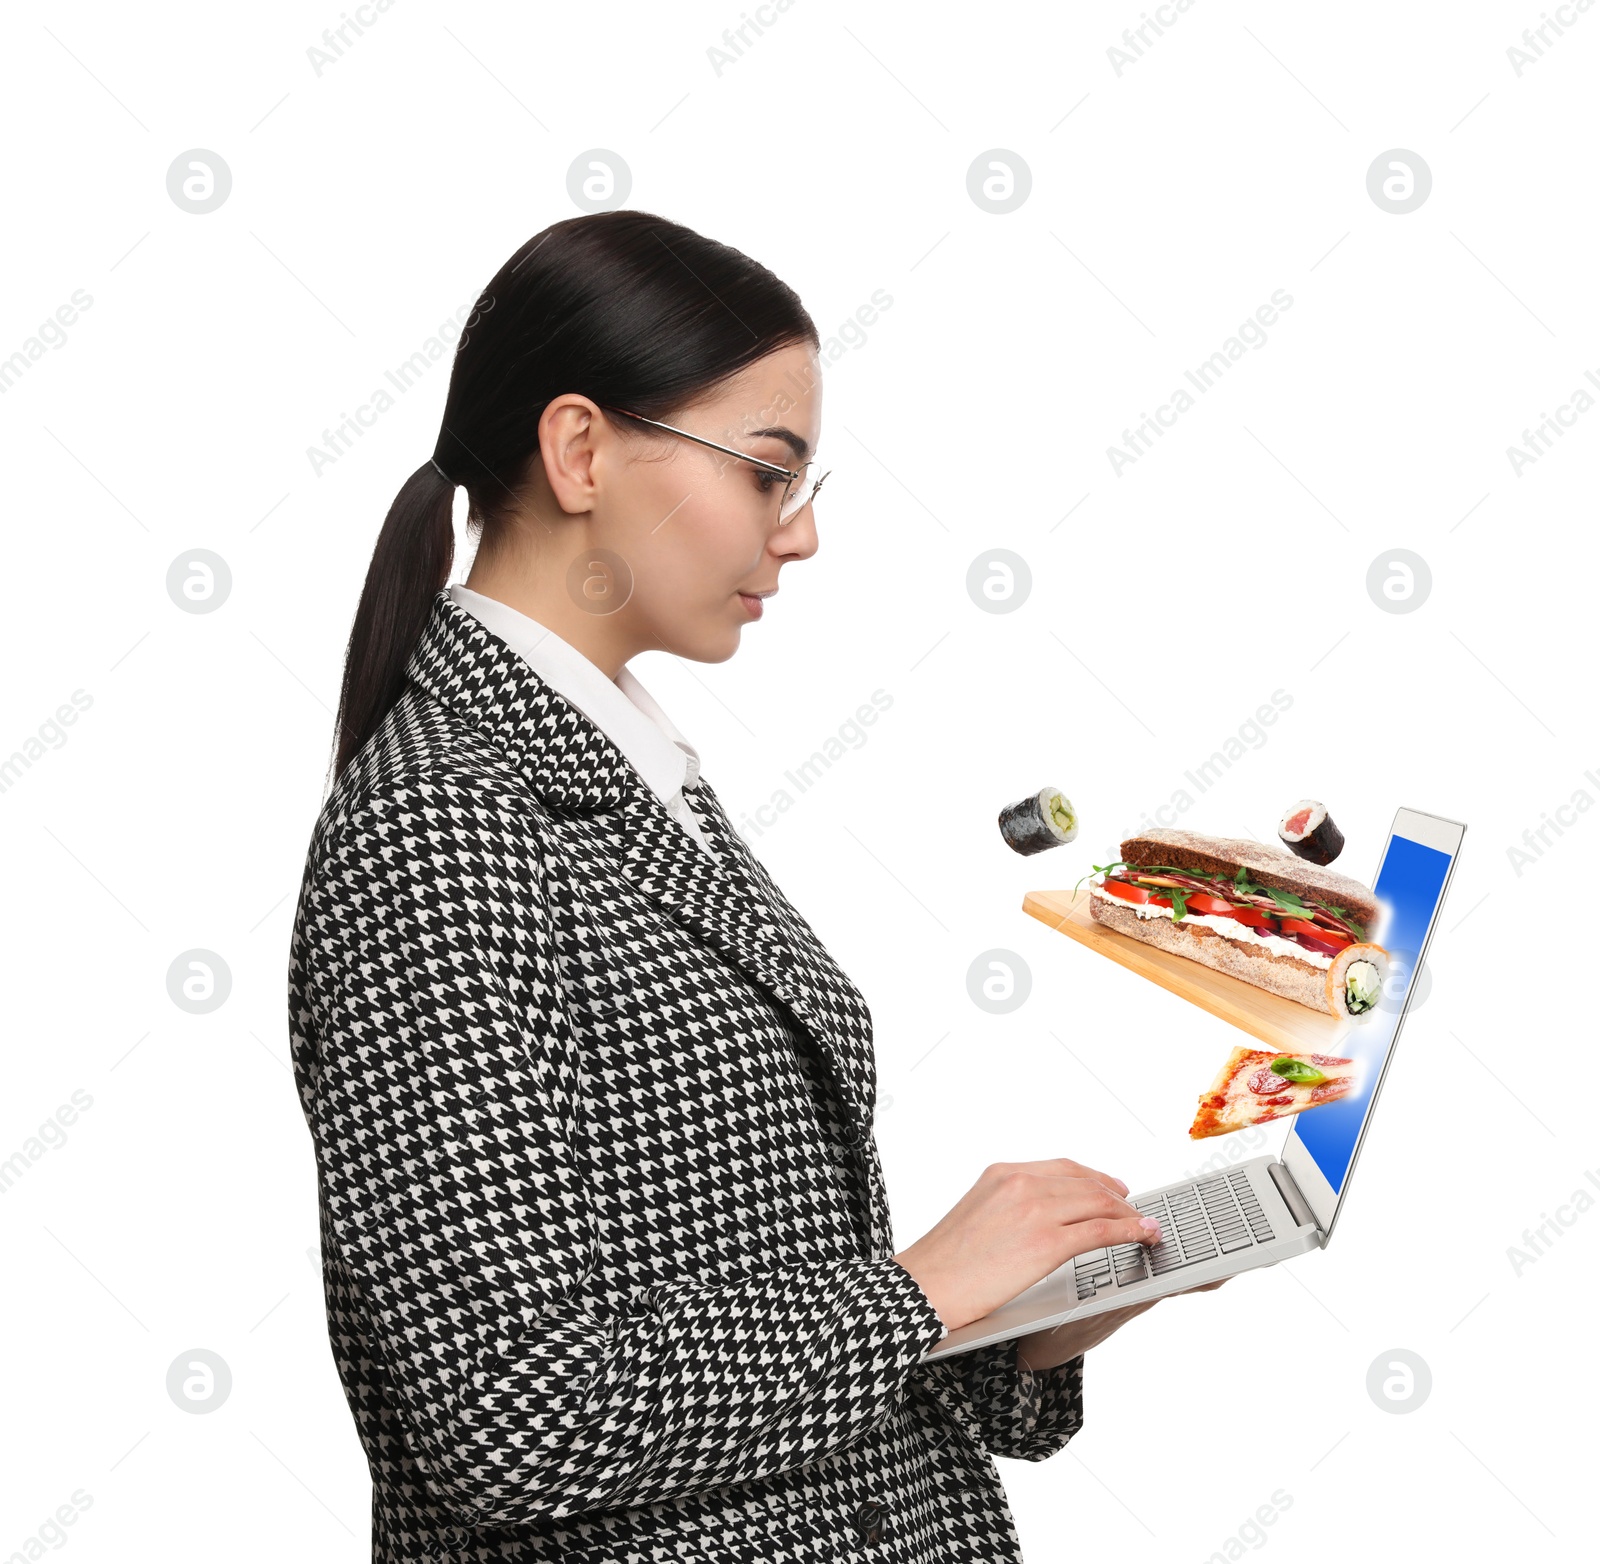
[919,1340,1085,1462]
[293,780,947,1532]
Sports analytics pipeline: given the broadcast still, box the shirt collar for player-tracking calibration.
[446,584,700,806]
[613,662,703,791]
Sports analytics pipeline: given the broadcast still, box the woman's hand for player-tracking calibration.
[893,1157,1161,1332]
[1014,1277,1230,1372]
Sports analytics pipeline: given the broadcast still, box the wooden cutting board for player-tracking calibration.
[1022,886,1354,1053]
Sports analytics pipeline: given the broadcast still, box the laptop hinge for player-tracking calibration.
[1269,1160,1317,1229]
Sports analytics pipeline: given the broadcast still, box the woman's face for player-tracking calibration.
[528,342,824,668]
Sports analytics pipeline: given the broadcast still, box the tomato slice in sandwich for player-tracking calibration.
[1100,879,1150,905]
[1184,894,1235,915]
[1274,916,1353,954]
[1229,907,1278,929]
[1299,930,1353,955]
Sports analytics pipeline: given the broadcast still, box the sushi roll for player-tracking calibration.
[1278,799,1345,866]
[1325,943,1389,1023]
[999,786,1078,856]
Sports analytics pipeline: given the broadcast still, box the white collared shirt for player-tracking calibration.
[447,584,717,859]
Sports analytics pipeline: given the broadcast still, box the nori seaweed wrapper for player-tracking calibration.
[999,786,1076,856]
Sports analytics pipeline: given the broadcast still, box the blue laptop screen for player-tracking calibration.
[1290,833,1454,1194]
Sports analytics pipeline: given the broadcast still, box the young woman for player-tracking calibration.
[288,209,1219,1564]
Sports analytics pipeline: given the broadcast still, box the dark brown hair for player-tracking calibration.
[329,209,818,783]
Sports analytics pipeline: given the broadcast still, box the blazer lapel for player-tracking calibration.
[401,590,878,1139]
[565,757,879,1138]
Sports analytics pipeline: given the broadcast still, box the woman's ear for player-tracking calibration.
[536,396,606,517]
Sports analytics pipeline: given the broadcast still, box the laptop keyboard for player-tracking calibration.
[1074,1168,1276,1301]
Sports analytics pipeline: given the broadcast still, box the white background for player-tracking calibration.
[2,2,1594,1560]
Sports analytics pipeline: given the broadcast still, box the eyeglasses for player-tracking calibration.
[597,403,830,525]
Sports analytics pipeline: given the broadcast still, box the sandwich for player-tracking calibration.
[1084,828,1388,1021]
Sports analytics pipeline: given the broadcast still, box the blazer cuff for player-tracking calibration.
[874,1257,949,1359]
[937,1339,1086,1462]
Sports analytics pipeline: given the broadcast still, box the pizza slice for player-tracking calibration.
[1189,1047,1360,1139]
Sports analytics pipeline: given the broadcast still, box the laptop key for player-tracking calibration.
[1070,1170,1285,1298]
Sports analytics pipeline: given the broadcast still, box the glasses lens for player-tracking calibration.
[777,461,823,523]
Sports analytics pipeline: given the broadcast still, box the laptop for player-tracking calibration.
[921,806,1466,1362]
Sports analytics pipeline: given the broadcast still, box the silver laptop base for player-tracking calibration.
[922,1155,1323,1361]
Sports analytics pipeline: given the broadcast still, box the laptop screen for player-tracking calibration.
[1289,825,1457,1196]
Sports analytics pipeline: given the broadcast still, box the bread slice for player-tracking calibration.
[1088,893,1336,1014]
[1119,828,1377,926]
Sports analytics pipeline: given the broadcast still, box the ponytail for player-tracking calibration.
[328,208,817,789]
[330,461,456,783]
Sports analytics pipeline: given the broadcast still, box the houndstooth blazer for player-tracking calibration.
[287,588,1086,1563]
